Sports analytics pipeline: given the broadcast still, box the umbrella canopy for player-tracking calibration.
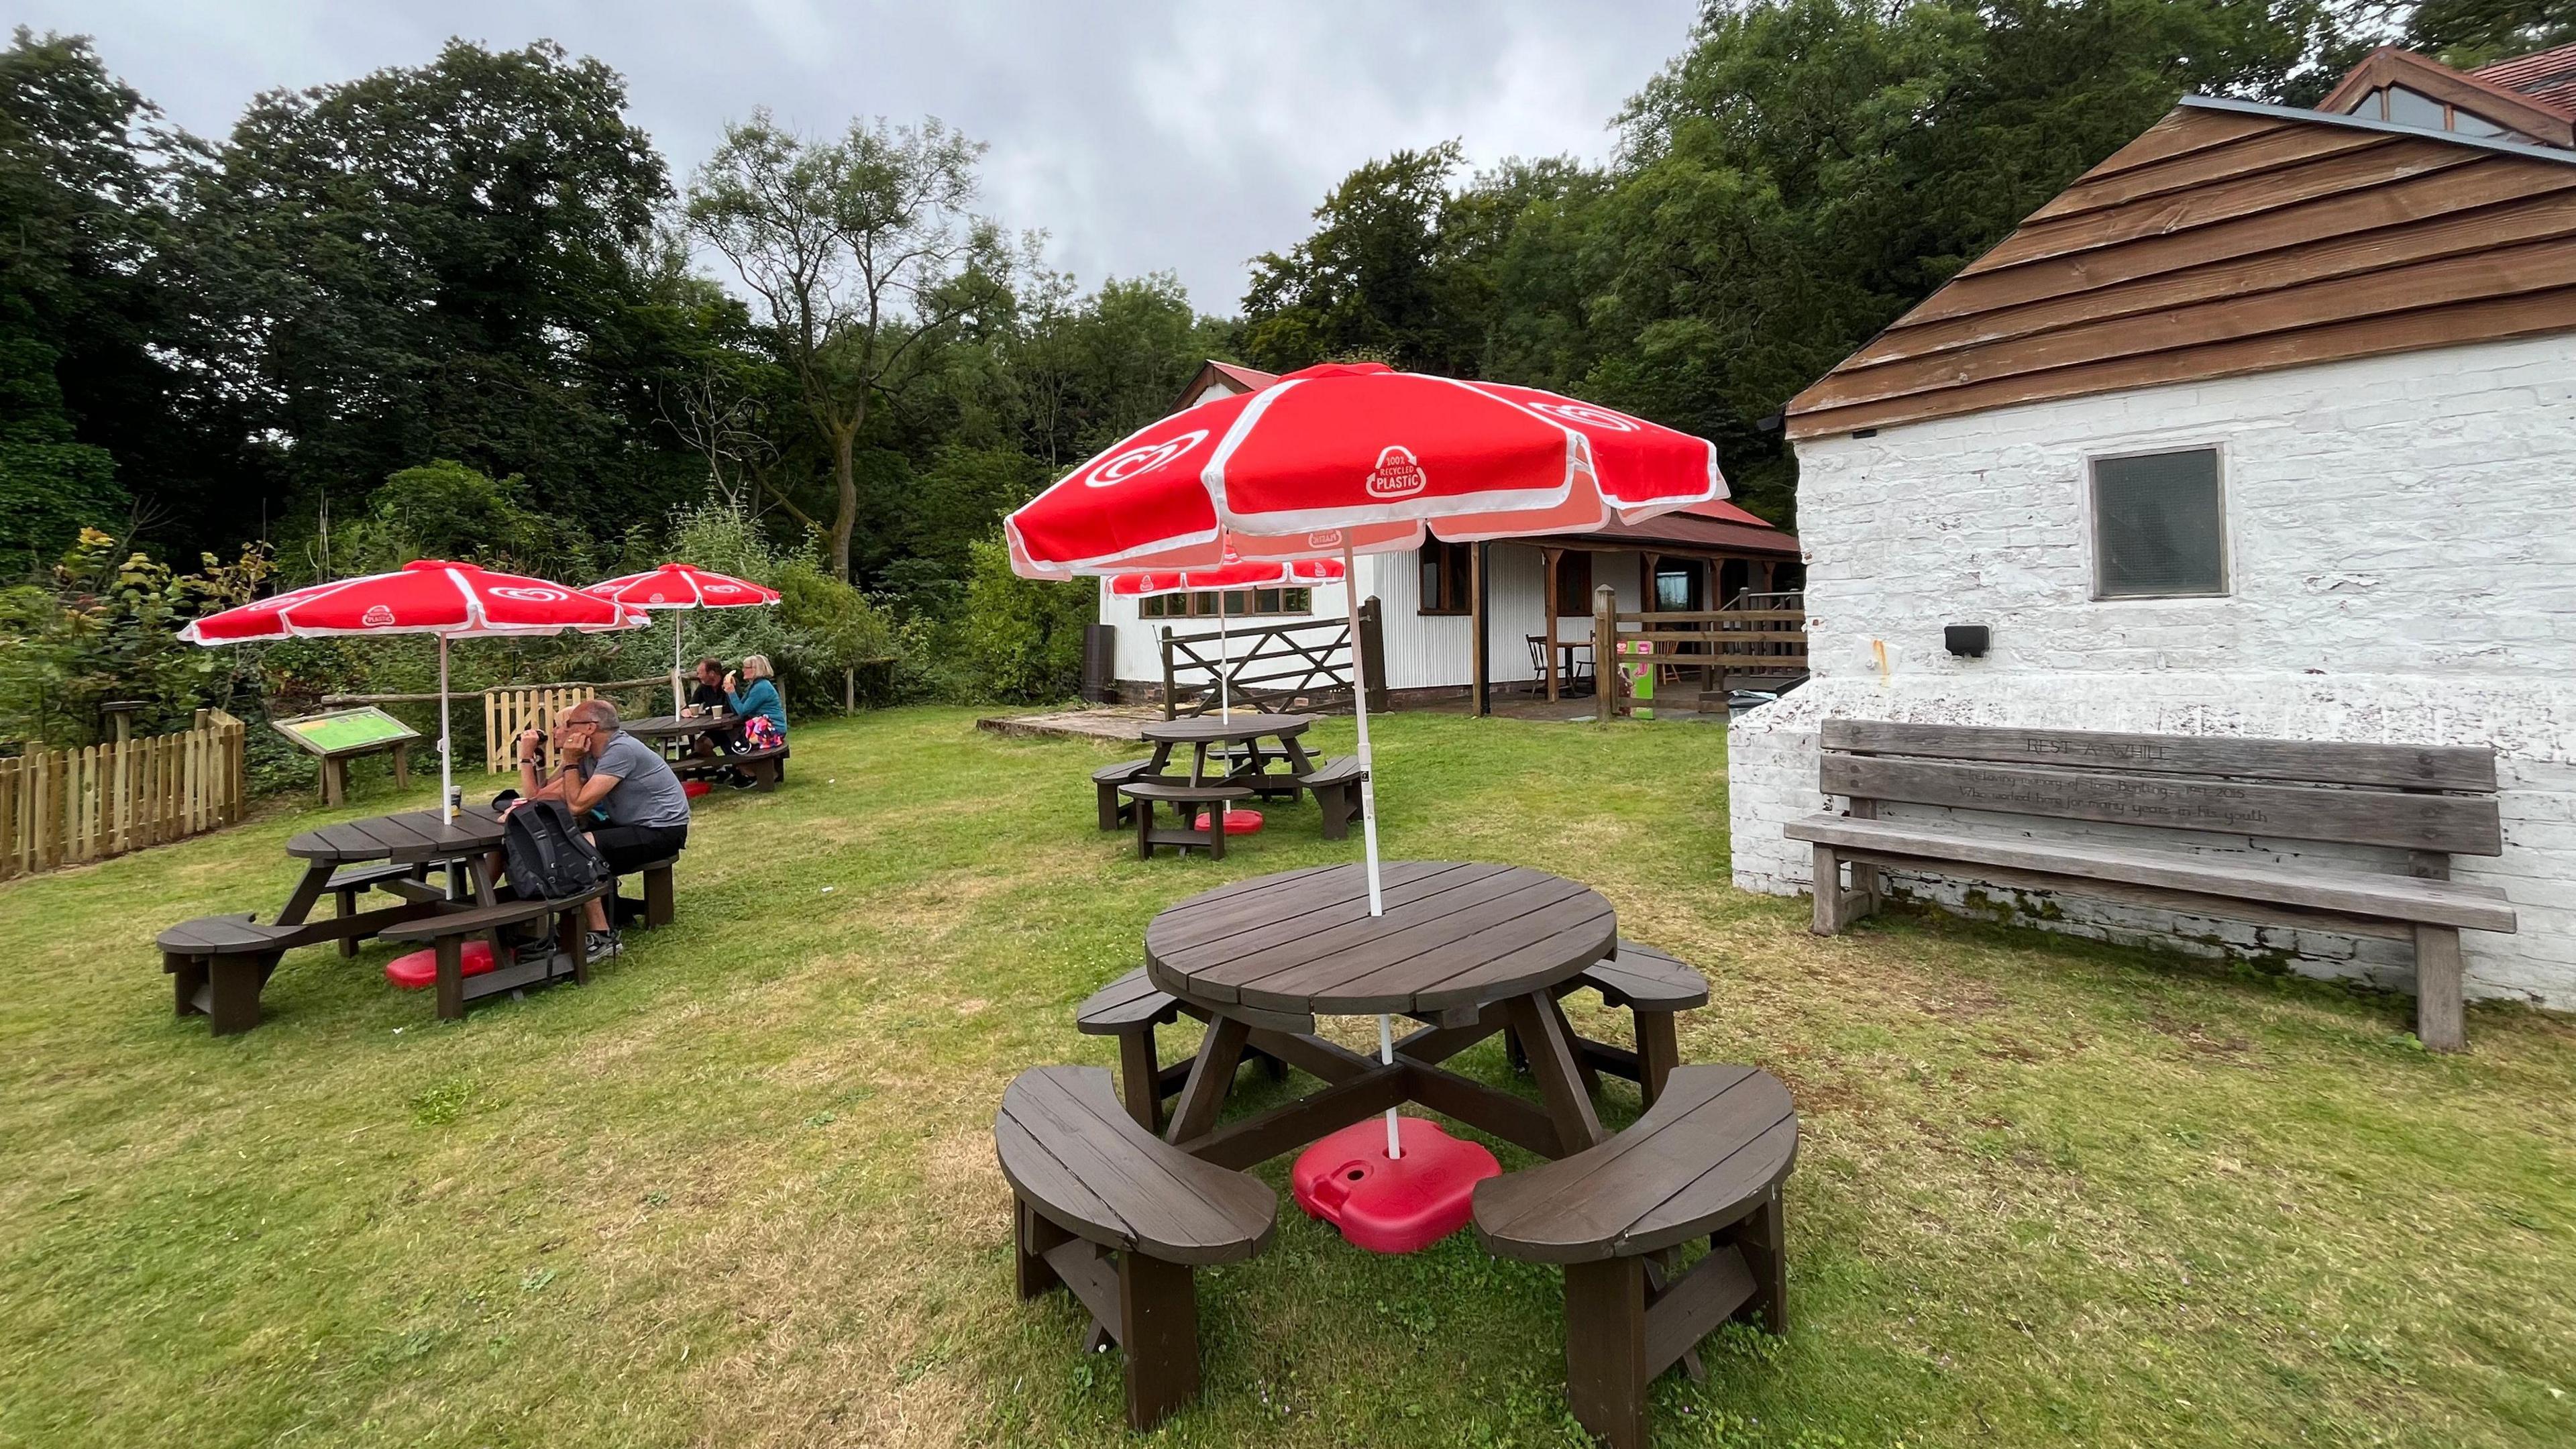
[1010,363,1725,1165]
[182,560,646,821]
[1104,556,1345,598]
[180,559,641,642]
[1005,362,1721,578]
[1109,557,1347,722]
[581,564,783,713]
[580,563,781,610]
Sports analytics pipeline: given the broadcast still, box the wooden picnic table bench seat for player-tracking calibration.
[379,885,605,1022]
[322,860,440,956]
[1073,967,1286,1131]
[1092,757,1155,830]
[1552,942,1709,1108]
[996,1065,1278,1430]
[160,914,311,1036]
[672,743,788,791]
[1297,755,1366,841]
[1120,780,1254,860]
[1473,1064,1797,1449]
[601,854,678,932]
[1785,720,2518,1051]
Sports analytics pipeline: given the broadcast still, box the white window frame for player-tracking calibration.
[2086,442,2233,601]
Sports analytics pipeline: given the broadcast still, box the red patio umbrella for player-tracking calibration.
[180,559,647,821]
[581,563,783,715]
[1108,555,1344,722]
[1010,362,1725,1164]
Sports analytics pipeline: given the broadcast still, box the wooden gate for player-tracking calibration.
[481,686,595,773]
[1159,602,1387,718]
[0,709,248,879]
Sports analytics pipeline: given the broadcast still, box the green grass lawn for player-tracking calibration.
[2,707,2571,1448]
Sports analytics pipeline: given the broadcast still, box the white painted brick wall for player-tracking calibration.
[1729,334,2576,1010]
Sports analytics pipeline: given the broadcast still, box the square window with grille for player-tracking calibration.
[2091,448,2227,598]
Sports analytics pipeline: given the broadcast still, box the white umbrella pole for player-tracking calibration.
[1340,542,1397,1161]
[1339,543,1383,913]
[1216,590,1231,724]
[672,611,687,716]
[438,635,455,824]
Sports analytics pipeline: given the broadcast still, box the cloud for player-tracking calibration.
[17,0,1697,315]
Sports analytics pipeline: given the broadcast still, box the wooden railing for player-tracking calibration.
[1591,586,1808,720]
[1160,600,1387,718]
[0,709,248,879]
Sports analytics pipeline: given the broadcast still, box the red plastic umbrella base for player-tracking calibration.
[1193,808,1264,835]
[1290,1115,1500,1254]
[384,939,499,989]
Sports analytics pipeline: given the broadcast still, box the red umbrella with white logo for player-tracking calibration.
[581,563,783,715]
[1010,362,1724,1164]
[181,559,647,821]
[1107,555,1344,722]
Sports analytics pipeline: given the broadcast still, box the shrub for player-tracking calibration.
[957,533,1093,703]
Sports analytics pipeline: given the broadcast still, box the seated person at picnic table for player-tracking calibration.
[511,698,691,959]
[687,657,731,714]
[686,657,732,757]
[719,655,786,786]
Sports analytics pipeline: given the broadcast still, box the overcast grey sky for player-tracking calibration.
[17,1,1702,314]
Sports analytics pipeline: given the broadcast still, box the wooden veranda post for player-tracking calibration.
[1541,547,1562,702]
[1357,597,1389,714]
[1593,585,1617,723]
[1470,542,1489,716]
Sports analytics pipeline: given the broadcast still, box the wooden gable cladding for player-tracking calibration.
[1785,99,2576,440]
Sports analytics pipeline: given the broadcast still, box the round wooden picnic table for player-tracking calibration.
[1142,861,1623,1166]
[623,712,736,755]
[1137,712,1317,788]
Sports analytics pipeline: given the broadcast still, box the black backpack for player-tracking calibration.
[502,800,612,901]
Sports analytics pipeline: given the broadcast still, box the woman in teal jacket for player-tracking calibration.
[724,654,788,739]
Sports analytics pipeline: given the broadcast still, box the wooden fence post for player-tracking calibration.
[1593,585,1618,724]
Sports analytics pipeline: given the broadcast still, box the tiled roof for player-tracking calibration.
[2476,41,2576,113]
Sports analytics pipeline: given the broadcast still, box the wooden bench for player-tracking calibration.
[1784,720,2518,1051]
[610,855,678,931]
[1092,758,1155,830]
[1472,1064,1797,1449]
[673,743,788,792]
[995,1065,1277,1430]
[1120,780,1253,860]
[1074,967,1287,1132]
[323,861,438,958]
[379,885,605,1022]
[1297,755,1366,841]
[1561,942,1708,1109]
[160,914,309,1036]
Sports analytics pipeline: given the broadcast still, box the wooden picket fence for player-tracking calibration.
[0,709,248,879]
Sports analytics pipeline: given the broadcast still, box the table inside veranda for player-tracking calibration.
[1142,861,1625,1169]
[1138,713,1318,794]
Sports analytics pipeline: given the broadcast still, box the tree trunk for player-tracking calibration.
[829,423,859,582]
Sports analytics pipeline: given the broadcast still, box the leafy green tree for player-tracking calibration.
[172,40,708,538]
[1242,142,1487,374]
[2407,0,2576,65]
[686,111,1007,582]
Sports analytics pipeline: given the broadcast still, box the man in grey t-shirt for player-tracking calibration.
[512,698,690,958]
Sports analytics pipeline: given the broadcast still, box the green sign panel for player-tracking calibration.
[275,706,420,757]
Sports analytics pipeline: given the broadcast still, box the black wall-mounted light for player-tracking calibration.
[1944,625,1990,658]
